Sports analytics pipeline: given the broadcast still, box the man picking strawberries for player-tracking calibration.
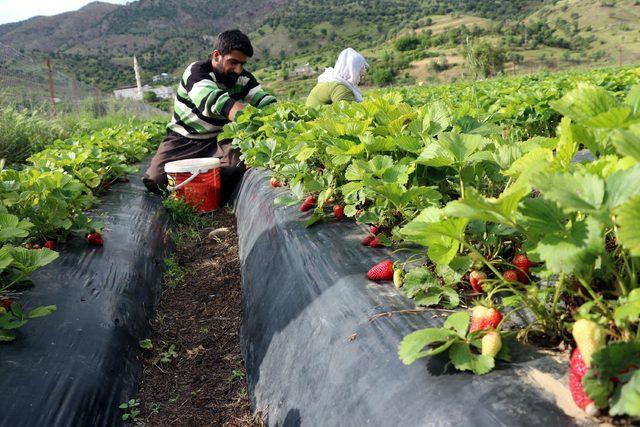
[143,29,276,202]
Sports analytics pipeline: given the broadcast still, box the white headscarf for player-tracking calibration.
[317,48,368,102]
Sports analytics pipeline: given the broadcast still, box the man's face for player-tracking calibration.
[212,49,248,86]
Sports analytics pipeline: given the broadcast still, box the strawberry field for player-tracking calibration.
[0,122,163,341]
[224,66,640,420]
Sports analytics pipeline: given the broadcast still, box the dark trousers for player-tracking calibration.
[142,130,246,204]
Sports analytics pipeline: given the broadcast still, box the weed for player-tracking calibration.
[119,399,141,423]
[159,344,178,364]
[162,197,203,226]
[228,369,246,382]
[164,257,185,288]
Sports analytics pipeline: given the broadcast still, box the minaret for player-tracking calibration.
[133,55,142,99]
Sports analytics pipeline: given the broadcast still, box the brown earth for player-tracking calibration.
[136,207,261,426]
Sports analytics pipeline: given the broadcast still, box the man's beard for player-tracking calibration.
[215,63,240,87]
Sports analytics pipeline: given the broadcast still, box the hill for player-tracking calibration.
[0,0,638,97]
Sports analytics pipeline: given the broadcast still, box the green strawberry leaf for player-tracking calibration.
[443,311,469,337]
[610,129,640,161]
[616,195,640,256]
[532,171,605,212]
[27,305,57,319]
[604,164,640,209]
[610,370,640,417]
[550,84,621,124]
[554,118,577,171]
[0,213,32,243]
[9,247,60,273]
[529,216,602,275]
[583,369,614,409]
[625,84,640,115]
[448,342,495,375]
[398,328,457,365]
[614,289,640,326]
[403,267,438,299]
[0,328,16,341]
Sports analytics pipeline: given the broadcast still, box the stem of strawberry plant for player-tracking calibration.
[550,273,565,319]
[464,242,538,314]
[576,276,609,314]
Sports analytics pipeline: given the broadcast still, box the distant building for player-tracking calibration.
[152,73,171,83]
[113,84,175,100]
[290,63,315,77]
[148,85,175,99]
[114,85,144,100]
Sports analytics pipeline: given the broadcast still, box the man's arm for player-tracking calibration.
[242,74,277,108]
[186,78,237,120]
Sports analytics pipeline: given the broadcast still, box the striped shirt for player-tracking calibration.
[168,60,276,139]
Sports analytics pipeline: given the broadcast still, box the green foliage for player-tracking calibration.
[583,342,640,417]
[162,196,203,226]
[464,40,507,78]
[370,67,395,85]
[119,399,141,423]
[395,36,422,52]
[224,66,640,411]
[398,312,500,375]
[0,120,163,343]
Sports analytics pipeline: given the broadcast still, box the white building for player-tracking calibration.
[113,85,143,100]
[152,73,171,83]
[113,84,175,100]
[290,63,315,77]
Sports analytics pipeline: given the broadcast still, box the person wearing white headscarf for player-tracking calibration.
[306,48,368,106]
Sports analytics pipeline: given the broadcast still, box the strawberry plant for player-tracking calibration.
[0,121,163,343]
[223,66,640,420]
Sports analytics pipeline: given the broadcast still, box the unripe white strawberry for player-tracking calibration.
[572,319,605,368]
[393,268,403,289]
[481,330,502,357]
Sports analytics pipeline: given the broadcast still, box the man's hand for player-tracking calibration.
[228,101,245,121]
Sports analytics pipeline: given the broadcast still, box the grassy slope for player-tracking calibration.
[255,0,640,97]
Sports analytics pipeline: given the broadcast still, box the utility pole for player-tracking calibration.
[71,78,80,114]
[45,57,57,117]
[618,46,623,67]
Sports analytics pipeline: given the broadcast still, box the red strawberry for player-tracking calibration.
[2,298,12,310]
[369,236,386,248]
[515,269,530,284]
[470,306,503,333]
[370,225,379,235]
[513,254,533,272]
[87,232,104,246]
[299,195,316,212]
[43,240,56,250]
[270,177,283,188]
[469,271,487,293]
[570,348,599,415]
[503,270,518,282]
[333,205,345,221]
[361,235,375,246]
[367,260,394,282]
[101,181,110,191]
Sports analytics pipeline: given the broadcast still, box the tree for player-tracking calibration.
[463,39,507,78]
[371,67,394,85]
[143,91,159,102]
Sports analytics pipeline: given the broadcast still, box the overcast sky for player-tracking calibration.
[0,0,132,25]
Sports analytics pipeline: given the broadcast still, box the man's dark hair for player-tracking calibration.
[214,29,254,57]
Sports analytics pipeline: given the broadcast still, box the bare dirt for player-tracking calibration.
[136,207,261,426]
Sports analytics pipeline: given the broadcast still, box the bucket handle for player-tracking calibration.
[167,169,203,192]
